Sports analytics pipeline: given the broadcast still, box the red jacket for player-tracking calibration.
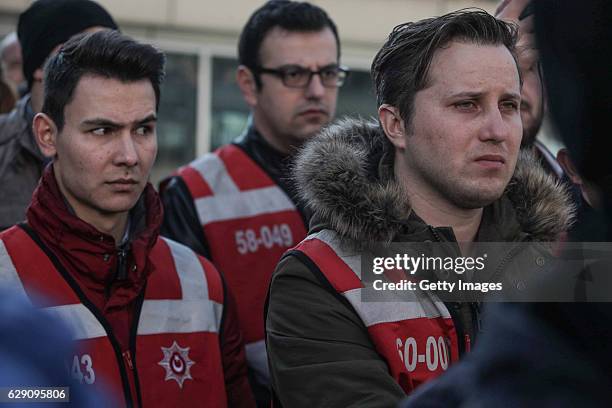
[24,165,255,407]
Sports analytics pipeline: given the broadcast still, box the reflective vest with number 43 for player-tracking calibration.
[0,225,228,407]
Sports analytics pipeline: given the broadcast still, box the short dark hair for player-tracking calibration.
[42,30,165,131]
[372,9,519,127]
[238,0,340,87]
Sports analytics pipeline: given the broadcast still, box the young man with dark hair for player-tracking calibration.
[0,30,254,407]
[160,1,346,404]
[0,0,120,231]
[266,9,574,407]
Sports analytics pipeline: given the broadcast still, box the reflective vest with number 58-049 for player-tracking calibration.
[178,144,307,381]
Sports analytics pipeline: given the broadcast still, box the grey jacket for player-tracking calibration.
[266,118,575,408]
[0,96,45,230]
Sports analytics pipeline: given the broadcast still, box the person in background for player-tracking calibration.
[0,78,15,114]
[496,0,564,178]
[0,30,254,407]
[160,1,346,405]
[0,32,25,100]
[0,0,118,231]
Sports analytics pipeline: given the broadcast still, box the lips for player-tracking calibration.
[298,107,328,116]
[474,154,505,164]
[107,179,138,185]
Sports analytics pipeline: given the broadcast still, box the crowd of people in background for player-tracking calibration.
[0,0,609,407]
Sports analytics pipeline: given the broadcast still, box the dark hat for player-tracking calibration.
[17,0,118,89]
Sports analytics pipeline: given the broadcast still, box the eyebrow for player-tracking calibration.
[81,114,157,128]
[447,91,521,100]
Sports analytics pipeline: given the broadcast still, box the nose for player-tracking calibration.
[305,72,326,99]
[114,131,139,167]
[479,107,511,144]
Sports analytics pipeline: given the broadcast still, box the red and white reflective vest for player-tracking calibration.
[178,144,307,379]
[0,226,227,408]
[292,229,460,394]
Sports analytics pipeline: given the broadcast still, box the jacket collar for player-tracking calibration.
[26,164,163,287]
[295,118,575,244]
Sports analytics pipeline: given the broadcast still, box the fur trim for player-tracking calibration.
[294,117,574,243]
[506,149,575,240]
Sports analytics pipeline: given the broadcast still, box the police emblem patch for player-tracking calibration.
[158,341,195,388]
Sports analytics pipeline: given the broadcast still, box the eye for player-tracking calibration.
[454,101,477,111]
[500,100,520,112]
[91,127,109,136]
[320,67,339,80]
[282,66,307,80]
[135,125,153,136]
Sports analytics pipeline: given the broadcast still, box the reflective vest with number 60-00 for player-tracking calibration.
[178,144,307,381]
[0,225,228,407]
[291,229,460,394]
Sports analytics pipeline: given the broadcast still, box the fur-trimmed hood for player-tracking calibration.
[294,117,575,243]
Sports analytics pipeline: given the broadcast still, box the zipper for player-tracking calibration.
[429,226,443,242]
[116,243,130,280]
[123,350,134,370]
[492,242,522,282]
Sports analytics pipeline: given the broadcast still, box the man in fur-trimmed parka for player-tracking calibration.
[265,10,575,408]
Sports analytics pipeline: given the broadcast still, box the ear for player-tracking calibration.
[378,104,407,150]
[236,65,258,108]
[556,148,582,185]
[33,113,59,158]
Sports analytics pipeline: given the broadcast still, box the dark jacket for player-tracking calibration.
[266,118,575,408]
[0,95,45,230]
[24,165,256,408]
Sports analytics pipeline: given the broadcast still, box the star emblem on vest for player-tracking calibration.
[158,341,195,388]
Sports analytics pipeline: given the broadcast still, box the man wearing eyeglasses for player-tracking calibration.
[159,1,345,406]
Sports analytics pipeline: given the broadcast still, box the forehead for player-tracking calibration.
[64,75,156,124]
[258,27,338,67]
[425,41,520,95]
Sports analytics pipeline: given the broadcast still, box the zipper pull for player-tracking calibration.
[116,244,130,280]
[123,350,134,370]
[464,334,471,353]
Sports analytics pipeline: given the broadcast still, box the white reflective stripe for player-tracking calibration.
[190,154,239,195]
[163,238,208,300]
[309,229,363,279]
[138,299,223,335]
[245,339,269,385]
[0,239,30,303]
[344,289,450,327]
[43,303,107,340]
[194,185,296,225]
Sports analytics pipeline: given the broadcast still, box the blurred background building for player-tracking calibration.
[0,0,507,184]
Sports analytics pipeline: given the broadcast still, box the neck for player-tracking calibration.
[252,114,294,156]
[395,158,483,243]
[54,170,129,245]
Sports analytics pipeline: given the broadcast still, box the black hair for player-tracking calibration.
[42,30,165,131]
[238,0,340,88]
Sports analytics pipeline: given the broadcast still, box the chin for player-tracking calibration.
[99,197,140,214]
[451,182,506,209]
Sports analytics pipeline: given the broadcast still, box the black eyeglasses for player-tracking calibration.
[254,64,350,88]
